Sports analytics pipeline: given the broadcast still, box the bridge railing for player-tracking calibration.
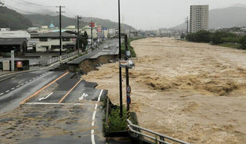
[127,119,190,144]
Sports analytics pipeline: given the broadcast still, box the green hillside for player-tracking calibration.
[83,17,135,30]
[0,7,33,30]
[24,14,135,30]
[24,14,86,28]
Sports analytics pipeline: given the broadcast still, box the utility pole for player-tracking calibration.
[186,17,189,34]
[56,6,65,57]
[125,35,130,115]
[77,15,82,55]
[118,0,123,118]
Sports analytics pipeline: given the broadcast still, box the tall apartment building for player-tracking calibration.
[190,5,209,33]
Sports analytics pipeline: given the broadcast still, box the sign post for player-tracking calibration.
[125,35,131,119]
[89,22,95,49]
[11,50,14,71]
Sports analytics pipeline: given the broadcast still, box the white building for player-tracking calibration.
[31,32,77,52]
[0,30,31,40]
[190,5,209,33]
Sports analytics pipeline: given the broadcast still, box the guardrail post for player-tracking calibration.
[106,98,109,125]
[160,136,165,144]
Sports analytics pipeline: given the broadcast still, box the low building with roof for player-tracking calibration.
[30,32,77,52]
[0,38,28,55]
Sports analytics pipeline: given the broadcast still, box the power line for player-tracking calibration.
[5,4,56,15]
[65,7,76,17]
[13,0,56,7]
[7,0,57,14]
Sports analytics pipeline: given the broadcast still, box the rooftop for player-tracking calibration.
[31,32,77,38]
[0,38,27,45]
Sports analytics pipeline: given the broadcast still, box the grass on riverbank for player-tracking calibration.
[218,43,242,49]
[121,37,144,58]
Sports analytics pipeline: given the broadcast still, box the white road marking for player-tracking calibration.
[11,88,15,90]
[39,92,53,101]
[0,93,3,96]
[25,81,28,84]
[91,89,103,144]
[21,83,24,85]
[79,93,89,101]
[16,85,20,88]
[29,80,32,82]
[33,78,36,80]
[24,102,90,106]
[6,90,9,93]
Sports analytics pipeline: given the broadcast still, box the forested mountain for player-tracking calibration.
[82,17,135,30]
[24,14,86,28]
[24,14,135,30]
[0,7,33,30]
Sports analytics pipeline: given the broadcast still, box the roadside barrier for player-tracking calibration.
[46,51,80,66]
[127,119,190,144]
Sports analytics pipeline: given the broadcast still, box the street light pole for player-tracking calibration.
[118,0,123,118]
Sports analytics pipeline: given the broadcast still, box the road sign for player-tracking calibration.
[16,61,23,68]
[97,25,102,32]
[127,85,131,94]
[89,22,95,27]
[127,96,131,104]
[72,38,77,42]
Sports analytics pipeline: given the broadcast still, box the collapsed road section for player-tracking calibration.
[0,39,120,144]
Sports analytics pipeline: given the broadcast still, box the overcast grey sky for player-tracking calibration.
[5,0,246,30]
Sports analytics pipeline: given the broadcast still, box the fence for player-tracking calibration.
[127,119,190,144]
[45,51,79,66]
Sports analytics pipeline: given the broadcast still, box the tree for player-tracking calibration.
[186,30,211,43]
[240,36,246,49]
[81,31,88,52]
[210,31,232,44]
[196,30,211,43]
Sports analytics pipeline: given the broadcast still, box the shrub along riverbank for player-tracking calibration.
[186,30,246,49]
[121,37,145,58]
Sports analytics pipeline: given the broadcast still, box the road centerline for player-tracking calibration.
[20,72,69,104]
[58,78,83,103]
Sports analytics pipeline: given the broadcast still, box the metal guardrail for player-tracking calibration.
[127,119,190,144]
[46,51,79,66]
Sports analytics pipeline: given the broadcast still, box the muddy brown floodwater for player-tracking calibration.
[83,37,246,144]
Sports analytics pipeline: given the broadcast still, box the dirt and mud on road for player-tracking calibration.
[0,102,104,143]
[83,37,246,144]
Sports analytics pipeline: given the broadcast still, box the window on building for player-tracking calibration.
[63,38,70,41]
[40,38,48,42]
